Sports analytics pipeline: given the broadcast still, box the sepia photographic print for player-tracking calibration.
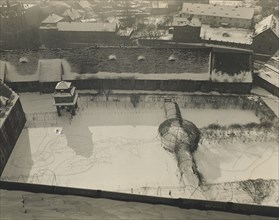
[0,0,278,219]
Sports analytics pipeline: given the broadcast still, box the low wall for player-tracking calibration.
[254,75,279,97]
[0,181,278,217]
[177,94,278,124]
[6,79,252,94]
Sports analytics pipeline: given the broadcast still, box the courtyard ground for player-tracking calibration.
[1,92,278,206]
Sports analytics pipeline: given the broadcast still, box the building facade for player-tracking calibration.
[0,81,26,175]
[173,25,201,43]
[180,3,254,29]
[253,15,279,55]
[39,21,119,48]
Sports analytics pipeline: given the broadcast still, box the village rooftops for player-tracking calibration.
[209,0,244,7]
[78,0,92,9]
[42,14,64,24]
[254,14,279,38]
[62,8,83,21]
[151,1,168,8]
[181,3,254,20]
[57,22,117,32]
[173,16,202,27]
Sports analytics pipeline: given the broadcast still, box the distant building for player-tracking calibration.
[253,14,279,55]
[41,14,64,26]
[150,1,169,15]
[39,16,125,48]
[209,0,244,7]
[57,22,118,46]
[77,0,92,11]
[23,4,42,28]
[180,3,254,29]
[117,27,134,45]
[62,8,84,22]
[0,2,26,34]
[256,51,279,96]
[168,0,183,12]
[39,14,64,47]
[172,17,202,43]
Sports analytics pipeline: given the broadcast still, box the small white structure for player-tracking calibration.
[168,54,176,62]
[108,54,117,60]
[53,81,78,116]
[137,55,145,61]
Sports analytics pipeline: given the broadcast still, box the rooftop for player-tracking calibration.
[78,0,92,9]
[23,3,36,10]
[151,1,168,9]
[38,59,63,82]
[258,54,279,88]
[209,0,244,7]
[172,16,202,27]
[55,81,72,90]
[0,48,211,81]
[181,3,254,20]
[62,8,83,21]
[254,14,279,38]
[41,14,64,24]
[200,24,253,45]
[57,22,117,32]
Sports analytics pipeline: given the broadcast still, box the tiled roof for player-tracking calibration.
[0,48,211,77]
[181,3,254,20]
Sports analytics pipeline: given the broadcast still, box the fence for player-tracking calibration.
[6,79,252,94]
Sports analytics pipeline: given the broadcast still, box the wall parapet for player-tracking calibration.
[0,181,278,217]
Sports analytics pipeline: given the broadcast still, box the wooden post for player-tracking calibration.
[56,106,61,116]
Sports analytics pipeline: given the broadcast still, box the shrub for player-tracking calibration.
[243,122,259,129]
[228,124,243,130]
[130,94,140,108]
[206,123,221,130]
